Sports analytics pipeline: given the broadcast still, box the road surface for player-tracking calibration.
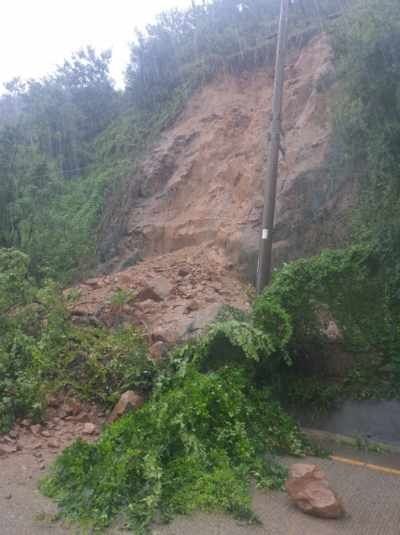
[1,445,399,534]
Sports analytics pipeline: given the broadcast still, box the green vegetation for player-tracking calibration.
[0,49,118,282]
[330,0,400,310]
[0,0,341,282]
[0,249,154,433]
[42,364,309,533]
[40,242,400,531]
[260,245,400,408]
[1,0,400,531]
[262,246,395,360]
[294,0,400,404]
[126,0,346,111]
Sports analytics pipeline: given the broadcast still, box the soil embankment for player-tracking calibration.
[72,34,354,345]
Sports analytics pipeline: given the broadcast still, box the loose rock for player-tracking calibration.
[185,299,200,313]
[46,393,59,408]
[108,391,145,423]
[82,423,96,435]
[285,463,345,519]
[47,438,60,449]
[0,444,18,456]
[136,286,163,303]
[62,399,81,417]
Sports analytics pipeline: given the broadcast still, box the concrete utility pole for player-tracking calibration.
[256,0,290,294]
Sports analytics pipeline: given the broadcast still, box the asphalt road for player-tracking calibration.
[1,449,400,534]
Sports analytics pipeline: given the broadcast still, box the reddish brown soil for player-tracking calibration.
[71,34,354,346]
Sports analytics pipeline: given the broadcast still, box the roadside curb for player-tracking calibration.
[302,427,400,455]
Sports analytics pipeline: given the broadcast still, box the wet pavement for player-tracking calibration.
[156,454,400,535]
[295,400,400,447]
[1,447,400,534]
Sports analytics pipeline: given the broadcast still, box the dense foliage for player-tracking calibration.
[260,246,391,356]
[126,0,279,110]
[0,49,119,282]
[331,0,400,305]
[42,367,309,533]
[256,245,400,406]
[126,0,346,110]
[0,249,154,432]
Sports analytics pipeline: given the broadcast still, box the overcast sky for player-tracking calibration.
[0,0,191,92]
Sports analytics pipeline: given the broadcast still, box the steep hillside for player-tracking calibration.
[70,33,355,346]
[3,3,400,531]
[100,33,351,279]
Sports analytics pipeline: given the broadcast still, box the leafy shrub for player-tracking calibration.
[0,249,154,432]
[109,288,135,313]
[252,245,400,404]
[42,367,309,533]
[157,303,292,393]
[255,245,396,357]
[0,248,33,312]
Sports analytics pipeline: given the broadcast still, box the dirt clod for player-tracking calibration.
[82,423,96,435]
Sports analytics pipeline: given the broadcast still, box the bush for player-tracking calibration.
[157,304,292,393]
[253,245,400,402]
[255,246,396,357]
[42,367,309,533]
[0,249,154,433]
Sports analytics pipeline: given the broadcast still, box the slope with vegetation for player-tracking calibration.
[0,0,342,282]
[1,0,400,532]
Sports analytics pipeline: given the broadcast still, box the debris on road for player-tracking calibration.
[285,463,345,519]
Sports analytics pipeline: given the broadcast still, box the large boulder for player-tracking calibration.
[108,391,145,423]
[285,463,345,519]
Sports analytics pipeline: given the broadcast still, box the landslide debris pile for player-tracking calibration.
[72,33,350,346]
[69,246,249,350]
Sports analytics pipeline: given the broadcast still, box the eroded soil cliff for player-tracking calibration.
[70,33,355,346]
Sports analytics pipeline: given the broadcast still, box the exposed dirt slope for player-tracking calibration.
[101,33,352,276]
[71,33,355,345]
